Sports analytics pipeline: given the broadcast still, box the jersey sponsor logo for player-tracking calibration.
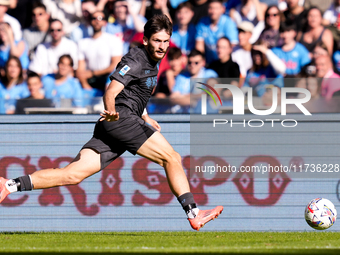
[119,65,131,76]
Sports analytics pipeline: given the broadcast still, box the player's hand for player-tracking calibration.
[100,110,119,122]
[149,120,161,132]
[142,114,161,132]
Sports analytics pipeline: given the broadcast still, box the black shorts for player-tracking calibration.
[82,105,156,169]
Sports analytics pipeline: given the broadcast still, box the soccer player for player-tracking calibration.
[0,14,223,231]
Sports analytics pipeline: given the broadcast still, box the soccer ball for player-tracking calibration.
[305,198,337,230]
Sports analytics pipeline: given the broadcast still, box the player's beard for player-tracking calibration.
[146,43,168,61]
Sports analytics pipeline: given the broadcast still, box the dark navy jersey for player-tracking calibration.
[110,46,160,117]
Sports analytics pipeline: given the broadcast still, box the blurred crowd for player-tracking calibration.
[1,0,340,114]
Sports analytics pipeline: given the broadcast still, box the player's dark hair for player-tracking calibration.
[27,71,41,81]
[32,1,47,12]
[167,47,182,61]
[144,14,173,39]
[188,49,205,60]
[279,20,297,33]
[208,0,224,5]
[58,54,74,68]
[176,1,194,12]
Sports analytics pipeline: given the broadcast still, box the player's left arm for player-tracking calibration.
[142,109,161,131]
[100,79,125,122]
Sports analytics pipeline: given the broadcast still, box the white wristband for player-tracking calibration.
[142,108,147,116]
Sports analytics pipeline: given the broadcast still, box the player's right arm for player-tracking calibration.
[100,79,124,122]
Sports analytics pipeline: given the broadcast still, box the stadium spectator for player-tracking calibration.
[302,41,330,76]
[295,74,321,99]
[209,37,240,78]
[259,5,284,48]
[229,0,267,44]
[140,0,174,22]
[42,0,82,37]
[0,0,22,41]
[106,0,146,54]
[42,54,83,107]
[323,0,340,26]
[70,0,97,43]
[297,7,333,55]
[154,47,185,98]
[231,21,254,78]
[170,49,217,105]
[77,11,123,94]
[0,56,29,114]
[316,55,340,99]
[189,0,209,24]
[96,0,113,22]
[28,19,78,76]
[6,0,33,29]
[15,72,54,114]
[272,21,311,77]
[304,0,333,14]
[283,0,307,32]
[313,42,331,58]
[23,72,46,100]
[243,42,285,98]
[22,2,51,61]
[0,22,29,71]
[171,2,196,55]
[195,0,239,64]
[98,0,144,17]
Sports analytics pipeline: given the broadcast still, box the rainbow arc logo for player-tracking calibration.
[196,82,222,106]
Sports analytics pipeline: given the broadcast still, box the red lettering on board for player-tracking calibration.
[0,156,36,206]
[183,156,229,205]
[132,158,173,206]
[38,156,99,216]
[232,156,291,206]
[98,158,124,206]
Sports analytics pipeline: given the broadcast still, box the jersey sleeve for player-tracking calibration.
[173,74,190,94]
[41,75,55,98]
[72,78,84,107]
[224,17,239,44]
[195,19,205,41]
[109,56,141,86]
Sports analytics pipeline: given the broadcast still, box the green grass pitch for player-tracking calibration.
[0,232,340,254]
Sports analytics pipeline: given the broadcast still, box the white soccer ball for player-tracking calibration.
[305,198,337,230]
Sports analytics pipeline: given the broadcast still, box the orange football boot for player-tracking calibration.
[0,177,10,203]
[188,206,223,231]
